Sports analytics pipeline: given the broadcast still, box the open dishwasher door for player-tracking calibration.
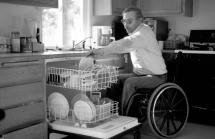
[49,116,140,139]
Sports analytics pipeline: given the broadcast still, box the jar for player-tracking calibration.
[0,44,8,53]
[20,37,26,52]
[11,32,20,53]
[0,36,10,53]
[25,37,32,52]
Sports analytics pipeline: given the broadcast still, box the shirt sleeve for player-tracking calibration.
[99,36,134,55]
[93,28,142,55]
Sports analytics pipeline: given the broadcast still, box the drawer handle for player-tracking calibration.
[1,60,41,67]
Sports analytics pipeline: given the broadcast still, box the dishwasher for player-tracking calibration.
[45,57,140,139]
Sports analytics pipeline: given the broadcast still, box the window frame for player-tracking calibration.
[41,0,92,49]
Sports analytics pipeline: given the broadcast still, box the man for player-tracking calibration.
[90,7,167,115]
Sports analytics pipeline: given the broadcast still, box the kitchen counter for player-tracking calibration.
[0,50,89,63]
[163,49,215,54]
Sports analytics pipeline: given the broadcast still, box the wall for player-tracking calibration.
[92,0,215,37]
[92,15,115,26]
[0,3,42,38]
[165,0,215,36]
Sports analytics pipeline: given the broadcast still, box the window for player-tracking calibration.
[42,0,92,49]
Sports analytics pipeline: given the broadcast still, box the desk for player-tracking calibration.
[48,116,141,139]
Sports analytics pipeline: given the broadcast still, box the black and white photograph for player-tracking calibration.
[1,0,215,139]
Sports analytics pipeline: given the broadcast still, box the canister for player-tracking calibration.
[20,37,26,52]
[11,32,20,53]
[25,37,32,52]
[20,37,32,53]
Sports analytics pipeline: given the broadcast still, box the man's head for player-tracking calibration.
[121,7,144,34]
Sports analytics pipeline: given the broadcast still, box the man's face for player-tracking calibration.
[121,11,142,34]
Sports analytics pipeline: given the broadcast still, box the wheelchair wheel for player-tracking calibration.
[147,83,189,138]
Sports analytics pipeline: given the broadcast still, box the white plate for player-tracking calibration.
[73,100,96,122]
[48,92,70,119]
[72,94,96,122]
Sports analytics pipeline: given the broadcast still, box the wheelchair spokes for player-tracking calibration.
[148,83,189,138]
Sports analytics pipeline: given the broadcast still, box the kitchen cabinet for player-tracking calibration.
[136,0,193,17]
[0,59,47,139]
[2,123,46,139]
[0,0,58,8]
[93,0,134,15]
[163,51,215,125]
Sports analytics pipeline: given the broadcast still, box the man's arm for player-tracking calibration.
[91,37,133,56]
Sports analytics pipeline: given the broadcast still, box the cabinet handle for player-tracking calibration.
[0,60,42,67]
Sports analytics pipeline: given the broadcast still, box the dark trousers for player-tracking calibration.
[106,73,167,115]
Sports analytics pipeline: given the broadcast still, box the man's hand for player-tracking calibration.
[86,49,95,57]
[91,48,103,55]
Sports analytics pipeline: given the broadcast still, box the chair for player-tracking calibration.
[126,52,189,138]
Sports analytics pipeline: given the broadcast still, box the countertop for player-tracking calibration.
[0,50,89,63]
[1,49,215,63]
[163,49,215,54]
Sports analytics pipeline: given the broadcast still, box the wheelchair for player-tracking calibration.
[125,52,189,138]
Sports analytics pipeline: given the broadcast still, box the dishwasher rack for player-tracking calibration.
[47,64,118,91]
[46,64,119,126]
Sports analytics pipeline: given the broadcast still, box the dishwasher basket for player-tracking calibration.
[47,64,119,126]
[47,100,119,124]
[46,64,118,92]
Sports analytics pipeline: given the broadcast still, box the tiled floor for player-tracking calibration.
[50,122,215,139]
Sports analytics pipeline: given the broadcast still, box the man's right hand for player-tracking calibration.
[86,50,95,57]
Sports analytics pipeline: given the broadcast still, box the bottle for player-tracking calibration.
[36,28,40,43]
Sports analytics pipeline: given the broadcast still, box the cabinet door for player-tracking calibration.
[2,122,47,139]
[93,0,133,15]
[0,101,45,134]
[0,82,44,108]
[112,0,133,15]
[137,0,193,17]
[93,0,112,15]
[0,0,58,8]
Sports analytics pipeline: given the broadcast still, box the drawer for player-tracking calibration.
[0,82,44,108]
[0,101,46,134]
[0,60,44,86]
[2,122,47,139]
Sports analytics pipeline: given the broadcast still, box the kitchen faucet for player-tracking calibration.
[71,36,92,50]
